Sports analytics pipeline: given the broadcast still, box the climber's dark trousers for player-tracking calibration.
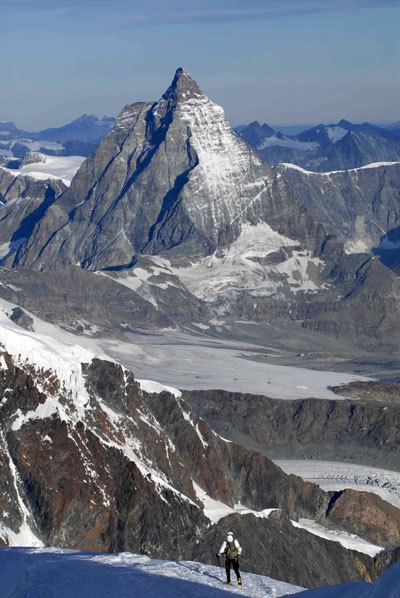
[225,558,240,582]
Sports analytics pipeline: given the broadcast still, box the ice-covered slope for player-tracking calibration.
[0,549,304,597]
[1,548,400,598]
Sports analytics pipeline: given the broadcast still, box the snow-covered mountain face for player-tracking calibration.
[1,299,400,590]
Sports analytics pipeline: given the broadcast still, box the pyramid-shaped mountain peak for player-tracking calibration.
[11,67,326,272]
[162,67,204,102]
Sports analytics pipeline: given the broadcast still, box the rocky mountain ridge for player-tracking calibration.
[278,162,400,274]
[183,383,400,470]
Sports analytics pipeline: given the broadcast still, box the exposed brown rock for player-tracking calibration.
[325,489,400,549]
[331,380,400,404]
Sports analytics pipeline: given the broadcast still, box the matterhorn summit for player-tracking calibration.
[162,66,204,102]
[12,68,323,273]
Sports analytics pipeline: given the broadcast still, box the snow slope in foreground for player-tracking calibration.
[1,548,400,598]
[0,548,303,598]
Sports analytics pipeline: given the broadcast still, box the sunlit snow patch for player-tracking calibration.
[291,519,384,557]
[193,482,277,524]
[172,222,325,302]
[138,379,182,397]
[5,154,86,185]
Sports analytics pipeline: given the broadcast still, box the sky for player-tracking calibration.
[1,0,399,131]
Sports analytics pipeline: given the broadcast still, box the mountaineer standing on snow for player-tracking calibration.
[218,531,242,587]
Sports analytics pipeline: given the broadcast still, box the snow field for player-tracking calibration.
[0,548,304,597]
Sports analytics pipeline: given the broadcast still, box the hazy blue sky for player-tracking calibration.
[1,0,399,130]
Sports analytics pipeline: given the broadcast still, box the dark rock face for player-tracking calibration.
[1,352,399,587]
[182,385,400,469]
[1,353,209,555]
[325,489,400,549]
[278,162,400,255]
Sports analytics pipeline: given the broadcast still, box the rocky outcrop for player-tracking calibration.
[278,162,400,255]
[325,489,400,549]
[182,384,400,469]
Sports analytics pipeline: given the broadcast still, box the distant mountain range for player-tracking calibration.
[237,119,400,171]
[0,114,115,161]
